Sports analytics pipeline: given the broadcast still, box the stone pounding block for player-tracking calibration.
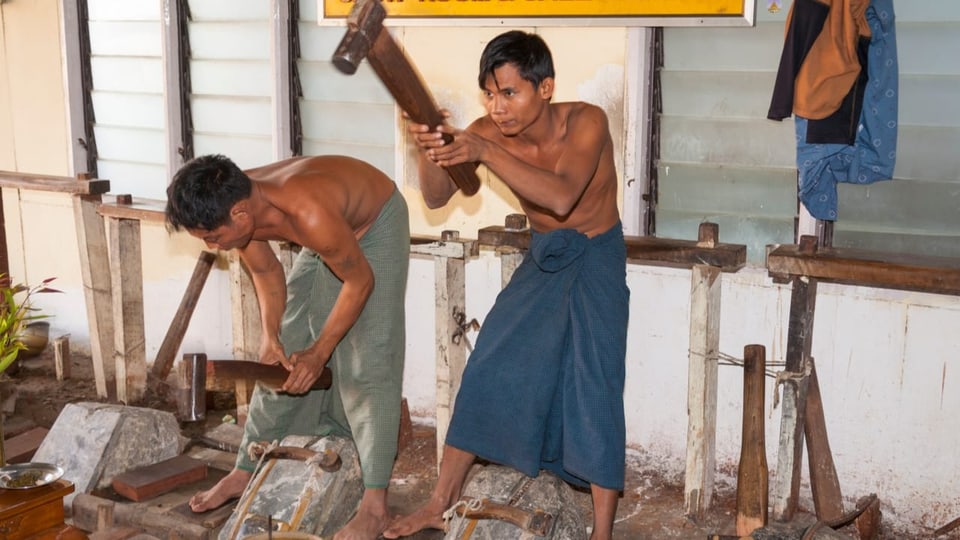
[444,465,587,540]
[220,434,363,539]
[33,402,186,507]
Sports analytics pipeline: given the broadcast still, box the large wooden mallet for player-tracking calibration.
[332,0,481,196]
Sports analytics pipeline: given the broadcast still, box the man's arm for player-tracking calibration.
[238,240,288,366]
[406,115,475,208]
[280,209,375,394]
[431,105,610,218]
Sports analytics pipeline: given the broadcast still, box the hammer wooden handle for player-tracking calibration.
[332,0,481,196]
[205,360,332,393]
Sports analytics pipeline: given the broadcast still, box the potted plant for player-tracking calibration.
[0,274,59,464]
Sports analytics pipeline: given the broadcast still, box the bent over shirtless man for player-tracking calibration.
[385,30,629,540]
[165,154,409,540]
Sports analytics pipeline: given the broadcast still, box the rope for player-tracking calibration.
[227,440,281,540]
[442,497,485,534]
[772,361,811,409]
[689,349,785,379]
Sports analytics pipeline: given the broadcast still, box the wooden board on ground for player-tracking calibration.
[3,426,49,463]
[186,445,237,472]
[170,498,237,529]
[200,422,244,454]
[112,455,208,502]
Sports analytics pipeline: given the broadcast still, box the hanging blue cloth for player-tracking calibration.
[797,0,898,221]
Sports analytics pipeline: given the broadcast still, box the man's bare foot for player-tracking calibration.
[333,488,391,540]
[189,468,252,512]
[382,498,449,539]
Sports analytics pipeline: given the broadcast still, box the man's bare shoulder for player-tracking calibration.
[560,101,608,127]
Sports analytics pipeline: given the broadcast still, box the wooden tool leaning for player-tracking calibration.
[331,0,481,196]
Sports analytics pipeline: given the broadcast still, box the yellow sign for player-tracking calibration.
[322,0,746,19]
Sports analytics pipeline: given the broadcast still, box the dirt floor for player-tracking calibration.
[0,348,930,539]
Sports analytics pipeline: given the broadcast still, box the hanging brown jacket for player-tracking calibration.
[768,0,872,121]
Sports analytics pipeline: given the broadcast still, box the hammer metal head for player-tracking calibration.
[332,0,386,75]
[178,353,207,422]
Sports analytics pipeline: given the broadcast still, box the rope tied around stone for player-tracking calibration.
[442,497,485,533]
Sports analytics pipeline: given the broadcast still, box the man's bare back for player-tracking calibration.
[243,155,397,248]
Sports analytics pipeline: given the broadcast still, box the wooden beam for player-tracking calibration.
[477,223,746,272]
[684,264,721,519]
[73,194,114,398]
[767,241,960,296]
[0,171,110,194]
[109,217,147,404]
[151,251,217,382]
[98,197,167,223]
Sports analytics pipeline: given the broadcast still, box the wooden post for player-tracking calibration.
[410,232,477,469]
[152,251,217,382]
[54,336,71,381]
[684,222,722,519]
[434,230,468,467]
[771,237,818,521]
[73,193,115,398]
[684,263,721,518]
[737,344,768,535]
[230,253,260,361]
[109,214,147,404]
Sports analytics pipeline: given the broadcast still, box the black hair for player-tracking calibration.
[165,154,252,231]
[478,30,555,90]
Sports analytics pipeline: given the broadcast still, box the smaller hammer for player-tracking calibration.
[178,353,333,422]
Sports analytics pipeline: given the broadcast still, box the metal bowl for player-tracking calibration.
[0,462,64,489]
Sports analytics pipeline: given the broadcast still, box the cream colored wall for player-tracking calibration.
[0,0,76,300]
[397,26,627,237]
[0,0,68,175]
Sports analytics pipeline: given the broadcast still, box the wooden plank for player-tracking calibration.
[87,526,142,540]
[111,455,208,502]
[54,336,71,381]
[477,226,747,272]
[771,276,817,521]
[2,426,49,464]
[804,357,844,521]
[199,423,244,454]
[767,242,960,296]
[771,363,809,523]
[110,217,147,404]
[684,264,721,519]
[73,493,212,540]
[97,197,166,223]
[73,194,115,399]
[410,234,478,259]
[185,446,237,473]
[736,344,768,536]
[151,251,217,382]
[0,171,110,194]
